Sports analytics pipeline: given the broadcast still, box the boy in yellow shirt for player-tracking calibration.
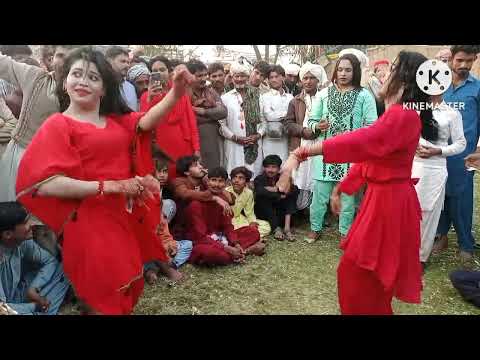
[225,167,271,240]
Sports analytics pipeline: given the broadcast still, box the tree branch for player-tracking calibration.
[273,45,281,64]
[252,45,262,61]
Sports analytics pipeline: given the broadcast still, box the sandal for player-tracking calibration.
[284,231,296,242]
[273,227,284,241]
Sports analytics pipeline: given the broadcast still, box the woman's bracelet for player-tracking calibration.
[97,180,105,196]
[293,147,310,163]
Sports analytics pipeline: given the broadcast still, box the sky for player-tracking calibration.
[183,45,292,65]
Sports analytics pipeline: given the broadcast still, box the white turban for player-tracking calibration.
[339,48,369,68]
[285,63,301,76]
[299,62,328,86]
[126,64,150,82]
[230,62,250,75]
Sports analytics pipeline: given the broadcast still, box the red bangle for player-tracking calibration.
[294,147,309,163]
[97,180,105,196]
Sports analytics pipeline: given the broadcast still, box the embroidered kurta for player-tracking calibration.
[309,85,378,182]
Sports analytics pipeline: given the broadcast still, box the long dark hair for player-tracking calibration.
[331,54,362,89]
[383,51,438,142]
[55,46,131,115]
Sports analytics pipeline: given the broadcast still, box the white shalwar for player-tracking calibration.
[411,102,466,262]
[293,91,320,191]
[220,89,265,177]
[259,89,293,163]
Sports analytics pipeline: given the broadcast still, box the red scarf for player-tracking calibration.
[139,81,195,144]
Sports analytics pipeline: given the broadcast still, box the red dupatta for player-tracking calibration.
[139,81,197,145]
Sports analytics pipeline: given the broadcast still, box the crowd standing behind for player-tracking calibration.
[1,45,480,315]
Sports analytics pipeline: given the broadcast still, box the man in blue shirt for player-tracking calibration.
[434,45,480,264]
[0,202,70,315]
[105,46,138,111]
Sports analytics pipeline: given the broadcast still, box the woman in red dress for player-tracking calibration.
[15,47,194,315]
[140,56,201,180]
[278,51,439,315]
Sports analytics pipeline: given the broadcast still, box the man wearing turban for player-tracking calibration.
[127,64,150,103]
[284,62,328,229]
[435,48,452,63]
[284,63,302,96]
[220,62,265,177]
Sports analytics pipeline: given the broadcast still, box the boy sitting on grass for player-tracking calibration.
[226,166,271,240]
[143,146,193,285]
[0,202,70,315]
[173,159,265,266]
[254,155,299,241]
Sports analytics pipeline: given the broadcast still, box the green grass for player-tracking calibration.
[61,180,480,315]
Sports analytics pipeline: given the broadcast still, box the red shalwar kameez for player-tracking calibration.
[16,112,168,315]
[321,104,423,315]
[184,200,260,265]
[172,177,260,265]
[140,83,200,180]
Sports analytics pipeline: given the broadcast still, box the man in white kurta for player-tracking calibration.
[220,63,265,177]
[412,99,466,266]
[284,62,329,212]
[259,65,293,163]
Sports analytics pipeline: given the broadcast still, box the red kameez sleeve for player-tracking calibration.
[322,105,421,164]
[16,114,84,234]
[338,163,366,196]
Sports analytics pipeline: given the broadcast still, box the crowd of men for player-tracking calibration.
[1,44,480,315]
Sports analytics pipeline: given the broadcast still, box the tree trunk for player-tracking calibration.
[264,45,270,62]
[252,45,262,61]
[273,45,280,64]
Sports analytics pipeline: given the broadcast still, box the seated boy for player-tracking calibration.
[254,155,299,242]
[226,166,271,240]
[0,202,70,315]
[143,146,193,285]
[173,157,265,266]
